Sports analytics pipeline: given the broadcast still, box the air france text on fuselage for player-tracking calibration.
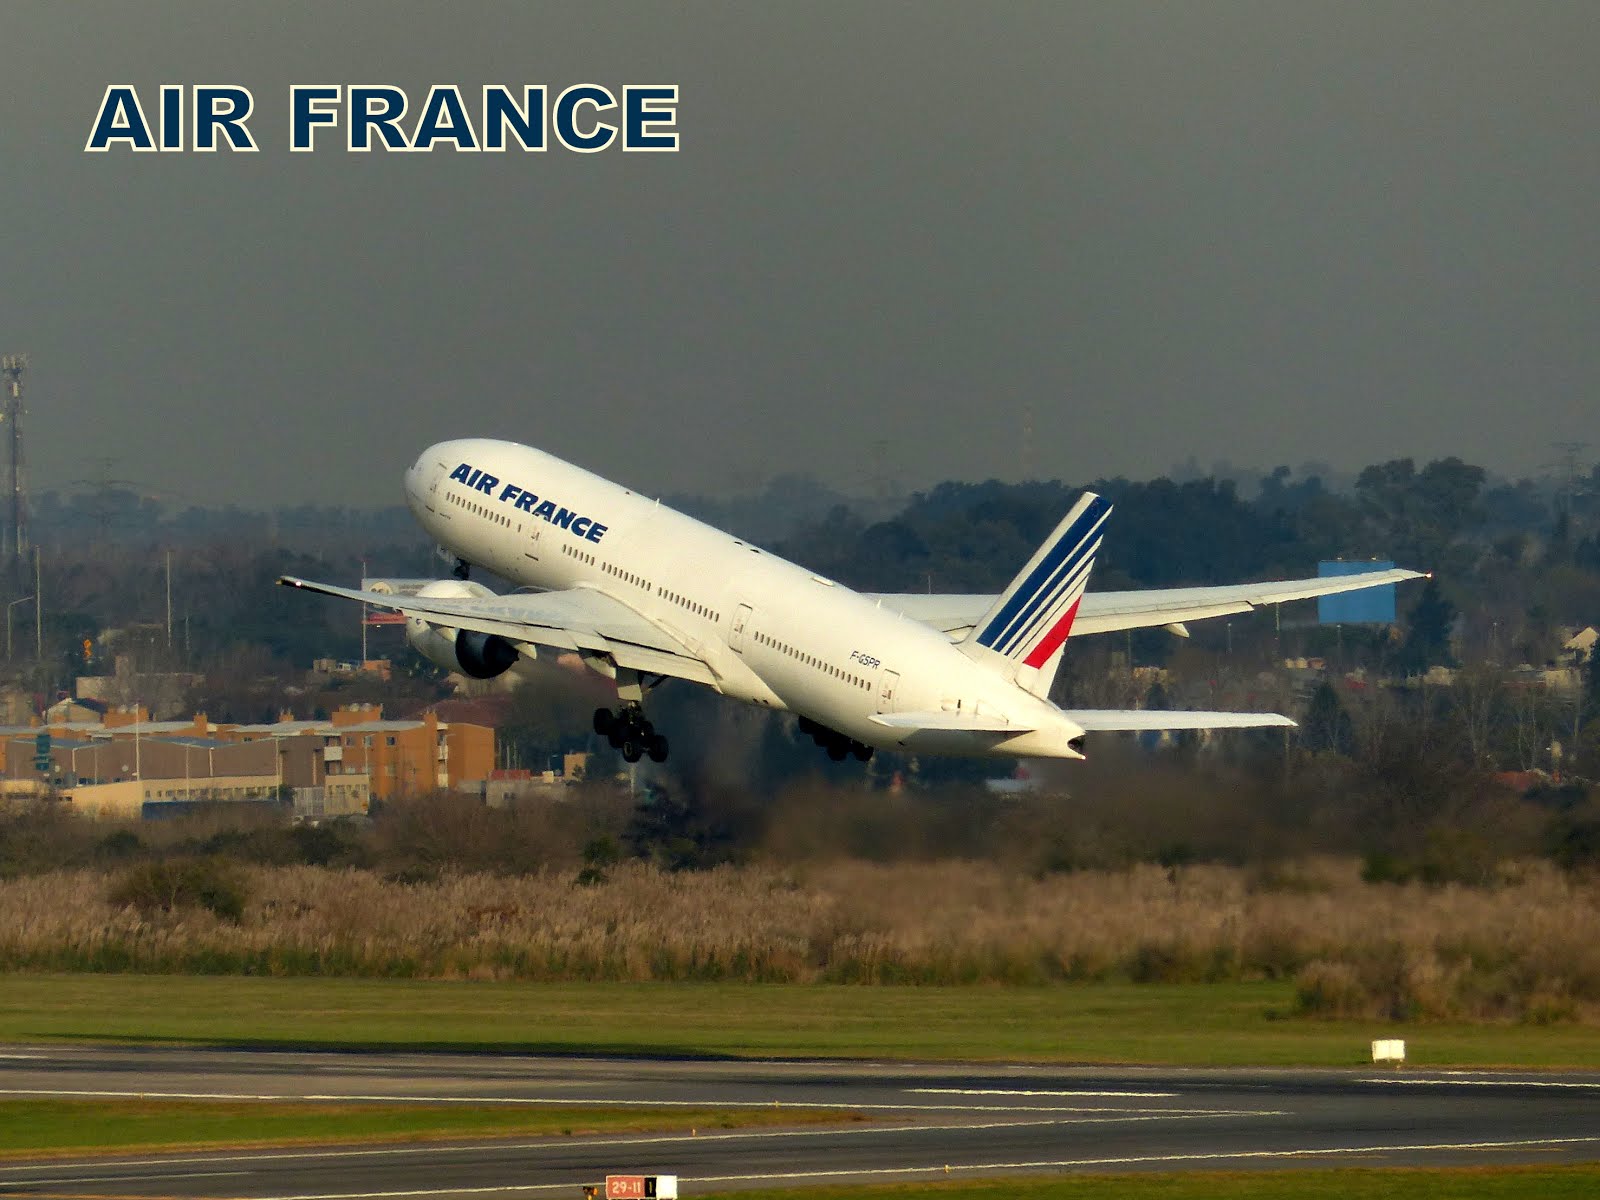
[450,462,608,542]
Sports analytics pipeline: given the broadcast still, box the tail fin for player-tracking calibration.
[960,491,1111,698]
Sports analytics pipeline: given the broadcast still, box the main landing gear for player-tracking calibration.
[797,715,873,763]
[594,706,669,764]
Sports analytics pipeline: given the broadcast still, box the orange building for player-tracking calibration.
[0,703,496,809]
[229,703,494,802]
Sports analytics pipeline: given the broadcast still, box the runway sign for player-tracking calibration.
[606,1176,678,1200]
[1372,1038,1407,1064]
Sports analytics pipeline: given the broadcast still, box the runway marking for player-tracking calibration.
[208,1187,580,1198]
[911,1088,1178,1098]
[691,1134,1600,1185]
[0,1112,1282,1181]
[1358,1077,1600,1089]
[0,1170,246,1185]
[91,1136,1599,1200]
[0,1088,1236,1115]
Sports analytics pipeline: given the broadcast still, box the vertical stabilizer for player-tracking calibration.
[960,492,1110,698]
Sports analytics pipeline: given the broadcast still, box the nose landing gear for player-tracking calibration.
[594,706,669,764]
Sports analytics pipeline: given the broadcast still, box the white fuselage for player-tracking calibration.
[404,438,1085,758]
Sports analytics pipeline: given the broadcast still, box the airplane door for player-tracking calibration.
[523,526,541,564]
[731,603,753,653]
[877,669,900,713]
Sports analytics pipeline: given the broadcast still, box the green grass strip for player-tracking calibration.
[4,975,1600,1067]
[0,1099,856,1156]
[733,1167,1600,1200]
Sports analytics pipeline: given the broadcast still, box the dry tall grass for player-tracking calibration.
[2,857,1598,1021]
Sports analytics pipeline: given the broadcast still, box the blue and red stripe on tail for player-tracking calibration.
[965,492,1111,685]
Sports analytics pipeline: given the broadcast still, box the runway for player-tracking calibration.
[3,1045,1599,1195]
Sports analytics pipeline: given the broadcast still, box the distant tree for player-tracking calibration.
[1577,534,1600,573]
[1547,508,1573,565]
[1302,681,1355,756]
[1396,578,1457,675]
[1584,642,1600,726]
[494,666,606,767]
[1448,664,1510,767]
[1091,477,1289,586]
[773,505,869,584]
[1255,465,1329,515]
[1355,457,1485,568]
[624,782,747,871]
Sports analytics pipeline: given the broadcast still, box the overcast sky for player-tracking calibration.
[1,2,1596,508]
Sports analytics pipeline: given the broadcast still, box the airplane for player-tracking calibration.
[280,439,1424,765]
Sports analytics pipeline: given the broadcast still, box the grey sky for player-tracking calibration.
[2,2,1596,508]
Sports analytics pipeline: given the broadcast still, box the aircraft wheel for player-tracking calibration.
[646,733,669,763]
[851,741,872,762]
[593,708,614,736]
[826,738,848,762]
[607,724,626,749]
[620,738,644,763]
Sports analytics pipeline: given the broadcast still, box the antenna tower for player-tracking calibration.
[0,354,28,575]
[1551,440,1588,500]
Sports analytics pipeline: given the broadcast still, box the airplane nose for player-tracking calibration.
[403,453,429,503]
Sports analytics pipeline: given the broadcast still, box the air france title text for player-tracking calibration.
[85,84,679,153]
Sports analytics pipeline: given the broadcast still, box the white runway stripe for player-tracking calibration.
[0,1087,1225,1114]
[1358,1077,1600,1089]
[693,1134,1600,1185]
[911,1087,1178,1098]
[0,1170,247,1185]
[0,1112,1279,1179]
[144,1135,1600,1200]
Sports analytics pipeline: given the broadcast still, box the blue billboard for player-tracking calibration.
[1317,560,1398,624]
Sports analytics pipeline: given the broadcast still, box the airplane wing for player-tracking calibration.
[868,567,1426,638]
[277,576,718,686]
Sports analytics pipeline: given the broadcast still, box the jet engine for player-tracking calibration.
[403,580,521,680]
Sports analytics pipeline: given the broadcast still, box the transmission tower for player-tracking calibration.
[0,354,28,575]
[1551,441,1589,507]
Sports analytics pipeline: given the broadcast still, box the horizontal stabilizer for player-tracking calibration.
[870,711,1037,733]
[1064,709,1296,731]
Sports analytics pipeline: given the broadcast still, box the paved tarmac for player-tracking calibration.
[2,1045,1599,1196]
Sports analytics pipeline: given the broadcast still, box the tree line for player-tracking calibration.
[12,455,1600,789]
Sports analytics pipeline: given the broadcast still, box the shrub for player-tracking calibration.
[575,836,621,886]
[95,830,144,861]
[1294,960,1368,1018]
[107,858,249,923]
[1361,852,1414,885]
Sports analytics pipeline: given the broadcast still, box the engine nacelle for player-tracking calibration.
[403,580,521,680]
